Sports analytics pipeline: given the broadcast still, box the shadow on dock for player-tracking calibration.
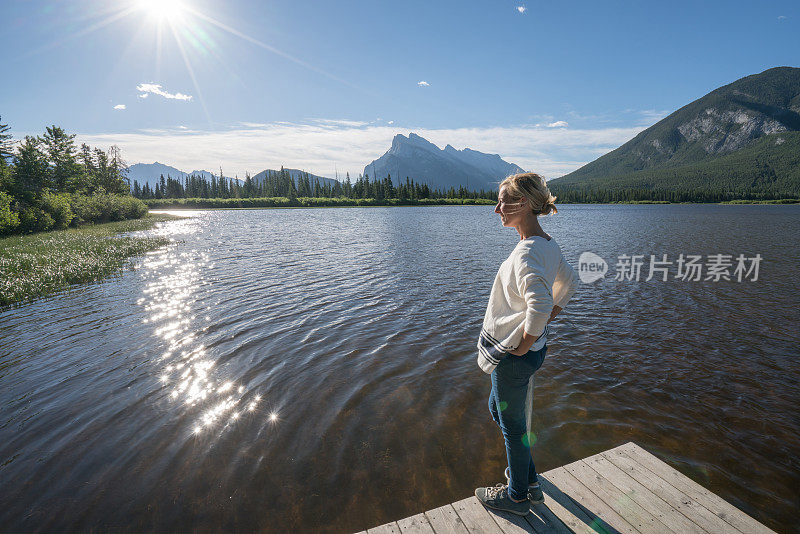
[359,441,776,534]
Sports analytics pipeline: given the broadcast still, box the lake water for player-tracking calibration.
[1,204,798,533]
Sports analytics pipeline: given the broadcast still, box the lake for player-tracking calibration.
[1,204,798,533]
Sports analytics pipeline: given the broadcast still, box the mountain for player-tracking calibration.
[552,67,800,200]
[126,162,236,188]
[364,133,525,191]
[127,163,339,191]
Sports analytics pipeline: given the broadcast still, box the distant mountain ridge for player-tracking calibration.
[126,162,235,188]
[553,66,800,199]
[127,163,336,189]
[364,133,524,191]
[130,135,525,195]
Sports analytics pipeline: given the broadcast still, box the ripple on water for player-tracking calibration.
[0,205,798,533]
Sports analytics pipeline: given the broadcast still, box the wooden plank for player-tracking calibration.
[397,512,436,534]
[564,458,669,534]
[544,466,635,534]
[483,507,540,534]
[523,503,574,534]
[361,441,776,534]
[538,474,619,534]
[521,502,575,534]
[601,448,732,534]
[368,522,402,534]
[424,504,469,534]
[453,492,566,534]
[528,501,583,534]
[583,453,707,534]
[618,443,776,534]
[451,496,505,534]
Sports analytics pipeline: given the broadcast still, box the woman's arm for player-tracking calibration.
[513,247,552,352]
[553,254,579,309]
[508,305,562,355]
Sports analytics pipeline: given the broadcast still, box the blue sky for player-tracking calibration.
[4,0,798,179]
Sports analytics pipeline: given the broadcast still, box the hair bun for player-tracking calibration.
[538,195,558,215]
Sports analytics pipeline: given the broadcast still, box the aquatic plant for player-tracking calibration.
[0,215,178,307]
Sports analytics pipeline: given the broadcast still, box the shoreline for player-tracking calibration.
[145,198,800,211]
[0,214,182,308]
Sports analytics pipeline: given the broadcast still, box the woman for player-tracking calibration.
[475,173,579,516]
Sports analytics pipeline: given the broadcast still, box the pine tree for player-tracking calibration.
[40,125,79,192]
[12,136,49,201]
[383,173,395,198]
[107,145,128,194]
[0,116,13,162]
[78,143,96,193]
[288,170,297,200]
[244,172,254,197]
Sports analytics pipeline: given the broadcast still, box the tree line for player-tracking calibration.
[0,117,146,235]
[132,169,499,202]
[548,186,794,203]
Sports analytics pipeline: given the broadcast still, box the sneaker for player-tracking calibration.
[505,467,545,504]
[475,483,530,516]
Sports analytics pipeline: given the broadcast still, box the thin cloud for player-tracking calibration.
[778,15,787,19]
[311,118,370,128]
[547,121,568,128]
[567,110,608,121]
[417,81,430,87]
[136,83,193,101]
[77,121,645,181]
[638,109,670,124]
[516,6,527,14]
[564,108,673,126]
[113,104,126,110]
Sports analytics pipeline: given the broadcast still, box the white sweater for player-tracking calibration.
[477,236,579,374]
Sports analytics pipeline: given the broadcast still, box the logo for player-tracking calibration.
[578,252,608,283]
[576,251,762,283]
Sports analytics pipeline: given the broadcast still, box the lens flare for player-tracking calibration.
[138,0,185,22]
[522,431,537,447]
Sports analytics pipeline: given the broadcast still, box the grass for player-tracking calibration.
[0,214,181,308]
[719,198,800,204]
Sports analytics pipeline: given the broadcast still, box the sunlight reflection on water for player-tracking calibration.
[136,216,269,439]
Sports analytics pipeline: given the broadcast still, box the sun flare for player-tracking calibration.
[138,0,186,22]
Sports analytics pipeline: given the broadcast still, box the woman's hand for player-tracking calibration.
[508,308,562,356]
[507,329,536,356]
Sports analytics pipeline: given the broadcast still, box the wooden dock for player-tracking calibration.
[358,442,776,534]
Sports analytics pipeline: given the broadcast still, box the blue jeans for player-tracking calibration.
[488,344,547,501]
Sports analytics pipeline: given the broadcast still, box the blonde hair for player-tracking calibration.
[498,172,558,216]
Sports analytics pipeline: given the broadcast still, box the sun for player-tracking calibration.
[138,0,186,22]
